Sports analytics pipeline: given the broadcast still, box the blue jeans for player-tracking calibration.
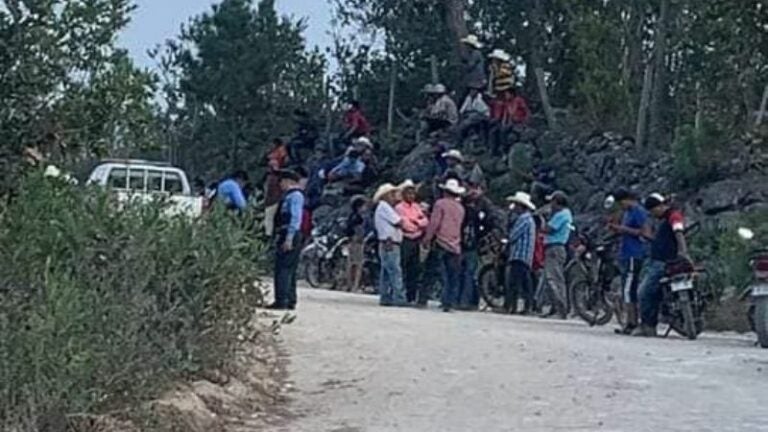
[379,244,406,305]
[437,248,462,309]
[620,258,644,304]
[638,260,666,327]
[458,250,479,308]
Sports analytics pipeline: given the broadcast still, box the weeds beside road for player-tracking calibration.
[0,174,266,430]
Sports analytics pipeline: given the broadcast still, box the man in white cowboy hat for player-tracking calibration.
[395,179,430,305]
[460,34,487,92]
[505,192,538,314]
[422,83,458,135]
[373,183,407,307]
[441,149,466,180]
[423,178,466,312]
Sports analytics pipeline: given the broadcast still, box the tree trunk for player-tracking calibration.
[387,62,397,138]
[636,63,654,147]
[442,0,469,59]
[648,0,670,148]
[535,68,557,130]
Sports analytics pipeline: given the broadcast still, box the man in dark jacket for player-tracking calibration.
[270,169,305,310]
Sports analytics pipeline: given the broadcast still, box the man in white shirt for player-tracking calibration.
[459,85,490,145]
[373,183,406,307]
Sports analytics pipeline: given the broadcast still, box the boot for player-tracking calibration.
[631,324,657,337]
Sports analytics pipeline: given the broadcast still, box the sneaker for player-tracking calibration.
[266,304,288,310]
[631,325,657,337]
[614,324,637,335]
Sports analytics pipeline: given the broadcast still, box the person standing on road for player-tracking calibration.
[540,191,573,319]
[270,169,305,310]
[374,183,407,307]
[346,195,369,293]
[423,179,466,312]
[608,189,651,335]
[395,180,430,305]
[505,192,537,314]
[634,193,691,337]
[456,182,490,310]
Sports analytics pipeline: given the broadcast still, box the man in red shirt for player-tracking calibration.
[489,88,531,156]
[343,100,372,142]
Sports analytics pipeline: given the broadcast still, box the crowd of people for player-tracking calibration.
[208,34,692,339]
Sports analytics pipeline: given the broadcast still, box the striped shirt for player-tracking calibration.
[508,211,536,267]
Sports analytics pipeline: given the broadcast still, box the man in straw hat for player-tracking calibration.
[422,83,459,135]
[423,178,466,312]
[395,180,430,305]
[270,169,305,310]
[373,182,407,307]
[460,34,487,93]
[505,192,538,314]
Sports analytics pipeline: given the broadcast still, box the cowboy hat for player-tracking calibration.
[488,49,511,62]
[439,178,466,196]
[506,191,536,211]
[373,183,400,203]
[461,34,483,49]
[441,149,465,162]
[354,136,373,150]
[398,179,418,190]
[422,83,436,93]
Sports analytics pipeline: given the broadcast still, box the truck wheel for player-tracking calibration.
[754,297,768,348]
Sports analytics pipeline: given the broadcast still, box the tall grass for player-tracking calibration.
[0,174,265,430]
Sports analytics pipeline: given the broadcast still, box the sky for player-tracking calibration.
[120,0,335,70]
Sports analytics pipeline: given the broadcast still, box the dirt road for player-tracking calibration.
[276,288,768,432]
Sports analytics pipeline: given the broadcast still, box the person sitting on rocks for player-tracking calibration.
[490,87,531,157]
[327,149,365,183]
[458,85,491,146]
[422,83,458,136]
[461,34,487,95]
[342,100,371,144]
[288,109,319,163]
[441,149,467,182]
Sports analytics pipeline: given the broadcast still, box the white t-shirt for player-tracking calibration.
[374,201,403,243]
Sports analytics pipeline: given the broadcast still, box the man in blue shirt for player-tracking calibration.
[505,192,537,314]
[609,188,651,334]
[541,190,573,318]
[216,170,249,211]
[327,149,365,182]
[270,169,305,310]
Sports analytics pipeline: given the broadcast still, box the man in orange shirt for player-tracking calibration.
[395,180,430,305]
[264,138,289,237]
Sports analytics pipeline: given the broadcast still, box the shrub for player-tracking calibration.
[0,174,265,430]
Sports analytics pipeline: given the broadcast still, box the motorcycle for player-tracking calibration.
[300,217,348,289]
[567,233,623,326]
[657,258,707,340]
[477,229,508,310]
[737,227,768,348]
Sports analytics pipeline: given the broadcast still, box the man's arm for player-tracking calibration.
[423,202,443,245]
[227,182,248,211]
[285,192,304,244]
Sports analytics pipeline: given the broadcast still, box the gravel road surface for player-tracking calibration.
[277,288,768,432]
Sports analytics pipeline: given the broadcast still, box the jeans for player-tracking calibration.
[639,260,666,327]
[543,245,568,315]
[437,248,462,309]
[505,260,533,312]
[379,244,406,305]
[401,238,424,303]
[274,234,303,308]
[458,250,479,308]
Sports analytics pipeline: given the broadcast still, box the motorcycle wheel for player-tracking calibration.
[479,264,505,310]
[678,293,699,340]
[305,257,322,288]
[754,297,768,348]
[571,280,612,326]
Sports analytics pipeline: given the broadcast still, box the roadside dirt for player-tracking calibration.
[276,288,768,432]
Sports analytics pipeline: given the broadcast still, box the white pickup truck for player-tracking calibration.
[88,159,204,218]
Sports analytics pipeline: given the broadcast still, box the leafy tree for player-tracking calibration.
[157,0,327,180]
[0,0,157,194]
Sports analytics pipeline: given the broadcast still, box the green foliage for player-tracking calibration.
[0,174,264,428]
[0,0,158,194]
[158,0,327,179]
[671,122,728,187]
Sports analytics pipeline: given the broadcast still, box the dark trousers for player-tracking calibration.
[489,122,519,156]
[458,250,480,308]
[505,260,533,313]
[402,238,424,303]
[437,248,462,309]
[274,234,303,308]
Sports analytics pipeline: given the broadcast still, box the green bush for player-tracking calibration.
[672,122,728,187]
[0,174,265,429]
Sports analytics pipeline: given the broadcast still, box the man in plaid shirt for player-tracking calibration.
[504,192,537,314]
